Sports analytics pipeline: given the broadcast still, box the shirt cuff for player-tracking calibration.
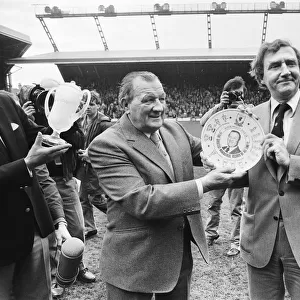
[26,165,33,177]
[53,218,67,229]
[195,178,204,199]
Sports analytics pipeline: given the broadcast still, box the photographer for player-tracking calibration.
[200,76,246,256]
[18,82,96,298]
[77,90,112,239]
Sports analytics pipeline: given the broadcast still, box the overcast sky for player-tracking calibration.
[1,0,299,88]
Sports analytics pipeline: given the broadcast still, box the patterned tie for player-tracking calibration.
[271,103,290,138]
[150,131,174,175]
[150,131,168,157]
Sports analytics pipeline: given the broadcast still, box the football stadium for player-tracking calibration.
[1,2,299,299]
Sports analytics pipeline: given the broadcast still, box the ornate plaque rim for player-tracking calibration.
[201,109,265,172]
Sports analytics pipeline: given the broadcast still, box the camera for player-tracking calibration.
[227,91,244,108]
[19,84,54,114]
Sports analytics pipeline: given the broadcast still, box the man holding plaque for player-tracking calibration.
[243,39,300,299]
[202,39,300,299]
[200,76,246,257]
[88,71,243,299]
[0,91,71,299]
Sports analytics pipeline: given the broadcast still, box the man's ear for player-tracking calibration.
[120,98,129,110]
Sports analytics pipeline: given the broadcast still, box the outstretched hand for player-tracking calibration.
[200,167,245,193]
[24,132,71,170]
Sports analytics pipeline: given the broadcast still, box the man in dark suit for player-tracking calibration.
[0,91,70,299]
[221,130,242,155]
[88,71,243,299]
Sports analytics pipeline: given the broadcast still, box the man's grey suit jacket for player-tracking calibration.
[89,113,208,293]
[240,99,300,268]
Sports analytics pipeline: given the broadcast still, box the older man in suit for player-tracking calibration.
[88,71,243,299]
[0,91,70,299]
[202,39,300,299]
[243,39,300,299]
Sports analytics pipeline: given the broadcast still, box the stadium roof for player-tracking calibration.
[0,25,32,89]
[7,48,257,65]
[0,25,31,73]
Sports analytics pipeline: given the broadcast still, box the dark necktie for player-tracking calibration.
[271,103,290,138]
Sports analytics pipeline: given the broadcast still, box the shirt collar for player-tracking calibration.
[270,89,300,118]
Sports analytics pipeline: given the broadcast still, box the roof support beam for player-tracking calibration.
[93,16,109,51]
[77,65,83,77]
[261,12,268,44]
[207,14,212,49]
[93,65,100,79]
[150,15,160,50]
[37,17,59,52]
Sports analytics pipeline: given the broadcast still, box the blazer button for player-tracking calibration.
[279,191,284,196]
[273,216,279,221]
[25,208,31,213]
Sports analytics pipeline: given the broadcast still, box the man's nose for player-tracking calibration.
[281,63,291,76]
[152,99,164,111]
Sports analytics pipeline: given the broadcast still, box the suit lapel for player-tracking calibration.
[255,101,277,180]
[277,98,300,181]
[160,126,183,182]
[287,99,300,155]
[0,107,20,161]
[121,114,175,182]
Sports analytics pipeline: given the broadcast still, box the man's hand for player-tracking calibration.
[200,151,216,171]
[219,91,230,108]
[262,133,290,167]
[24,132,71,170]
[237,103,259,120]
[77,149,91,163]
[22,101,36,121]
[55,223,71,248]
[200,167,245,193]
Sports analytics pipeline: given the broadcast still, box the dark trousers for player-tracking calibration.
[106,225,193,300]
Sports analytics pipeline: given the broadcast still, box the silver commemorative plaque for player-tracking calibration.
[201,109,264,172]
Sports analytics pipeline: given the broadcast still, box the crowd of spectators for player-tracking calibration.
[72,78,270,120]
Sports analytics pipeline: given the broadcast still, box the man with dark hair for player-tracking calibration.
[202,38,300,299]
[200,76,246,256]
[242,38,300,299]
[78,90,112,238]
[88,71,243,299]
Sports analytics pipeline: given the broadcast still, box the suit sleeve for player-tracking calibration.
[35,164,66,225]
[287,154,300,185]
[0,159,33,187]
[88,136,201,221]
